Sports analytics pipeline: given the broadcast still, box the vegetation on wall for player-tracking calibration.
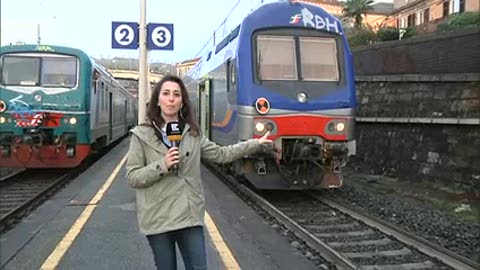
[345,25,417,47]
[343,7,478,47]
[437,11,480,32]
[345,26,377,46]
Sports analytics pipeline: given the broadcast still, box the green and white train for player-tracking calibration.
[0,44,136,168]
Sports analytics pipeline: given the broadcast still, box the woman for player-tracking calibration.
[126,75,272,270]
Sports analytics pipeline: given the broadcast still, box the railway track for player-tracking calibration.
[0,169,70,233]
[0,136,127,234]
[205,162,479,270]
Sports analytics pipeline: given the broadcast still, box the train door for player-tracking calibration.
[90,70,100,135]
[109,92,113,142]
[198,78,211,138]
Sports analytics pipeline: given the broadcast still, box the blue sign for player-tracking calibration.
[147,23,174,50]
[112,22,139,49]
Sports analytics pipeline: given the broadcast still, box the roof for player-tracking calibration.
[177,57,201,66]
[371,2,395,13]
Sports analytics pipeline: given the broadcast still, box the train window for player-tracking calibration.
[41,57,77,87]
[299,37,339,81]
[1,56,41,86]
[256,35,297,81]
[231,62,236,85]
[226,60,236,92]
[92,70,100,94]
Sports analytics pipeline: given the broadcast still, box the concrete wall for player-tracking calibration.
[350,29,480,190]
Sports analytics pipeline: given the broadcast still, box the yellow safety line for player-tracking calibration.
[40,154,128,270]
[204,211,241,270]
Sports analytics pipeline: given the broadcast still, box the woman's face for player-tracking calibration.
[158,81,183,120]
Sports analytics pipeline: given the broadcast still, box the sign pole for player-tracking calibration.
[138,0,148,124]
[112,2,173,124]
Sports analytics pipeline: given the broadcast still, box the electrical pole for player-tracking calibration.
[138,0,148,124]
[37,24,41,45]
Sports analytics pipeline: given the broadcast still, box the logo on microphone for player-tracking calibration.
[166,122,182,141]
[171,123,179,132]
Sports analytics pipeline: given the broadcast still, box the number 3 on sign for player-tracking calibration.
[147,23,173,50]
[151,26,171,48]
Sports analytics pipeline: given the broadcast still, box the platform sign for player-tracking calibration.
[112,22,139,49]
[147,23,174,50]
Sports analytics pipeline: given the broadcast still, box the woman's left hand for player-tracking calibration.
[258,131,273,144]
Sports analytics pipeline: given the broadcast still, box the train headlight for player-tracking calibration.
[69,117,77,125]
[297,92,308,103]
[336,122,345,132]
[266,122,274,131]
[0,100,6,113]
[326,120,346,134]
[327,122,335,132]
[0,117,6,124]
[255,122,265,132]
[34,94,42,102]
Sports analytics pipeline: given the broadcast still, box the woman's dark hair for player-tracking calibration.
[146,74,199,137]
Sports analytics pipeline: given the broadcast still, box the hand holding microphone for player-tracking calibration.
[165,147,180,173]
[166,122,182,176]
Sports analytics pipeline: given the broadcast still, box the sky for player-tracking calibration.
[0,0,255,64]
[1,0,391,64]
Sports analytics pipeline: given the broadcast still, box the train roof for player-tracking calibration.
[0,44,133,97]
[0,44,91,61]
[186,1,345,80]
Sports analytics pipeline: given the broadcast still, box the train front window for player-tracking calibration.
[0,54,78,88]
[1,56,41,86]
[257,35,297,81]
[41,57,77,87]
[299,37,339,81]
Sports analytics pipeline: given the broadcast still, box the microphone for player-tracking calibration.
[166,121,182,176]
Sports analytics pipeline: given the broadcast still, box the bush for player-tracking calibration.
[400,26,416,39]
[377,26,399,41]
[437,11,480,32]
[346,27,377,47]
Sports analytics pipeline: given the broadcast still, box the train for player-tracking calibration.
[184,1,356,190]
[0,44,137,168]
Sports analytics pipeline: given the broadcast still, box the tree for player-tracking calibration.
[342,0,374,28]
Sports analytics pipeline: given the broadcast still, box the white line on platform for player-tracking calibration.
[40,154,128,270]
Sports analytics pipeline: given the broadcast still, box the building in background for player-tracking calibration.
[392,0,479,32]
[108,70,164,98]
[295,0,396,29]
[176,57,200,77]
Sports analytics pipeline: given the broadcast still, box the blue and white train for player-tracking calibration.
[184,1,356,189]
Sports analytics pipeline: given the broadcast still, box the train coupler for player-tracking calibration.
[320,171,343,188]
[256,159,267,175]
[333,160,342,173]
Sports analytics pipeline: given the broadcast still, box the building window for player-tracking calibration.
[443,1,450,17]
[459,0,465,12]
[424,8,429,23]
[407,14,415,27]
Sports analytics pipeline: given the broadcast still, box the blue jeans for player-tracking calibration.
[146,226,207,270]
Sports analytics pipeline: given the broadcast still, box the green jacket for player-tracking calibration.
[126,124,261,235]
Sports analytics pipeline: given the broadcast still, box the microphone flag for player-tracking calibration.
[166,122,182,175]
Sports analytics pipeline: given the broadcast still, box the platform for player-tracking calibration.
[0,137,317,270]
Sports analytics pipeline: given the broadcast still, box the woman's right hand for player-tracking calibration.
[164,147,180,170]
